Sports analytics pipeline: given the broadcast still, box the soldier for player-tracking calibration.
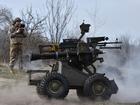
[9,17,27,74]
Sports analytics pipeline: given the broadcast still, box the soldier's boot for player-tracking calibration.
[9,64,17,78]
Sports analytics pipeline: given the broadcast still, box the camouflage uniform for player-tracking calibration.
[9,17,26,71]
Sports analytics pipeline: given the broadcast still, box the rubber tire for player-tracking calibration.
[36,73,50,98]
[36,82,47,98]
[84,74,112,100]
[38,73,69,99]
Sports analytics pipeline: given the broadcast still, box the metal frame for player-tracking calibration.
[27,70,49,85]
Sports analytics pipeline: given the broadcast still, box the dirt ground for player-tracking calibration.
[0,66,140,105]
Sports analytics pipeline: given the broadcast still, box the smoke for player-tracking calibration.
[1,42,140,105]
[98,45,140,103]
[0,79,120,105]
[0,80,49,105]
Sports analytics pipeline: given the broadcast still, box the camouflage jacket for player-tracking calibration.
[9,25,27,44]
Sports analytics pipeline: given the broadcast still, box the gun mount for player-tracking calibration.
[28,22,121,100]
[79,21,90,41]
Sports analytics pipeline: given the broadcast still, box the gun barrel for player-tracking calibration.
[96,41,122,47]
[87,37,108,43]
[31,51,93,61]
[100,46,121,49]
[98,41,122,45]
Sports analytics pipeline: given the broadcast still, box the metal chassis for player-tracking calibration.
[27,70,49,85]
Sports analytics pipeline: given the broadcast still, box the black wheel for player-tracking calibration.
[36,73,49,98]
[84,74,112,100]
[38,73,69,99]
[76,88,86,99]
[36,82,47,98]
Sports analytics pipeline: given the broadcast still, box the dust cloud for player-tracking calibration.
[1,47,140,105]
[0,79,121,105]
[99,47,140,103]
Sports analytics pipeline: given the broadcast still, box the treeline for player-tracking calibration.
[0,7,47,63]
[0,0,139,68]
[0,0,74,64]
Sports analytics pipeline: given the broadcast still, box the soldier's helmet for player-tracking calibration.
[12,17,22,25]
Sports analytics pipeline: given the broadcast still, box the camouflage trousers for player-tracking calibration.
[9,43,23,70]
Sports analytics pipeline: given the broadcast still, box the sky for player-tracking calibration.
[0,0,140,41]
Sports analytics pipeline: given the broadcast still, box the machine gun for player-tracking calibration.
[31,22,122,74]
[29,22,120,100]
[87,36,122,49]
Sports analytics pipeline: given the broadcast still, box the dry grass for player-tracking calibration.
[0,64,26,79]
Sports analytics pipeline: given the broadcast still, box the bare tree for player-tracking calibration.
[0,7,13,63]
[21,7,47,37]
[0,7,13,27]
[0,28,10,63]
[45,0,74,43]
[66,23,80,39]
[21,7,47,52]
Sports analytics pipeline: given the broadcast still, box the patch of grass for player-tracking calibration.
[0,65,26,79]
[0,63,7,67]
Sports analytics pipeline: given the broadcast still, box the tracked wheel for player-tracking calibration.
[37,73,69,99]
[84,74,112,100]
